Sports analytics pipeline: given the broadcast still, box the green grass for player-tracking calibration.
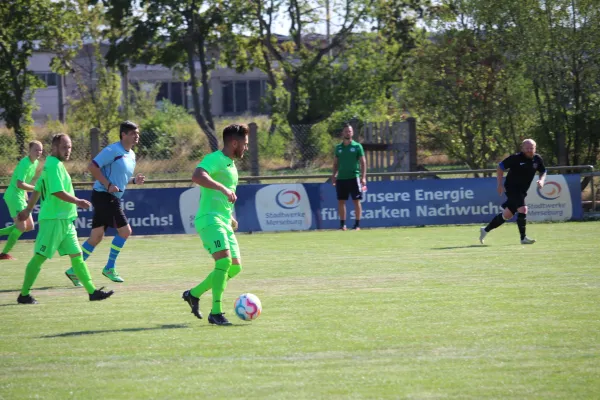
[1,222,599,399]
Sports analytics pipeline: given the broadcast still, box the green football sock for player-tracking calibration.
[228,264,242,280]
[190,272,213,298]
[71,255,96,295]
[210,258,232,314]
[0,225,14,236]
[190,263,242,298]
[21,254,46,296]
[2,228,23,254]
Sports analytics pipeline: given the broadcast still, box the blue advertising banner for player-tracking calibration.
[1,188,187,240]
[318,174,583,229]
[0,175,583,238]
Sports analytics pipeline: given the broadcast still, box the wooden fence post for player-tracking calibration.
[407,117,417,172]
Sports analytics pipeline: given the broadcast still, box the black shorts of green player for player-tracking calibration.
[335,178,362,201]
[480,140,547,245]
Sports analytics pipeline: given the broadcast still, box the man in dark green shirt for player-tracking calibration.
[331,124,366,230]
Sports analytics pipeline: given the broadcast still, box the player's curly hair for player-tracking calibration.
[223,124,249,143]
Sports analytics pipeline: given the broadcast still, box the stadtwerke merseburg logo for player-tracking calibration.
[275,189,301,209]
[536,181,562,200]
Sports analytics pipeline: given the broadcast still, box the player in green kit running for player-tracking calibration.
[182,124,248,326]
[16,134,114,304]
[0,140,43,260]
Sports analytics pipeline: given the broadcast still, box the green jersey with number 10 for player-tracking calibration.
[195,150,238,229]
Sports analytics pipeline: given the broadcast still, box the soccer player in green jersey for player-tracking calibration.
[16,134,114,304]
[331,123,366,230]
[0,141,43,260]
[182,124,248,326]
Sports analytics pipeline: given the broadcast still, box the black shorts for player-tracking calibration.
[336,178,363,201]
[91,190,128,230]
[502,190,527,214]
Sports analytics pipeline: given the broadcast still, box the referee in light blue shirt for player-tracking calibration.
[65,121,146,285]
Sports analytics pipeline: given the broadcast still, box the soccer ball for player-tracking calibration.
[234,293,262,321]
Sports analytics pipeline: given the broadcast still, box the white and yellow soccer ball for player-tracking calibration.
[234,293,262,321]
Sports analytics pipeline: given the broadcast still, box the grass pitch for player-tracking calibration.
[1,222,599,399]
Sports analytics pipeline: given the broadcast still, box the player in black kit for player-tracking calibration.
[479,139,547,245]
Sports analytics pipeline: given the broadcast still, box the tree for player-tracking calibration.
[67,2,122,147]
[427,0,600,172]
[373,0,426,97]
[0,0,81,155]
[254,0,374,125]
[101,0,247,152]
[402,14,534,171]
[498,0,600,168]
[128,82,160,121]
[240,0,425,164]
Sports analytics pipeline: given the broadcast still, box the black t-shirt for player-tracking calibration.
[500,152,546,192]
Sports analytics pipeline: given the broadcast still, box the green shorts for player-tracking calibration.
[35,220,81,259]
[197,222,240,259]
[4,195,27,219]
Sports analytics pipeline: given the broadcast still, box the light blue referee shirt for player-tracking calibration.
[92,142,136,199]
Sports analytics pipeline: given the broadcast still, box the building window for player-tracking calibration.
[221,80,268,115]
[248,80,262,113]
[157,82,169,102]
[35,72,58,87]
[171,82,183,106]
[222,81,234,113]
[185,83,206,111]
[235,81,248,113]
[155,81,187,107]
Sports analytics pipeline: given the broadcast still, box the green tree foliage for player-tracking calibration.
[0,0,81,155]
[407,0,600,170]
[238,0,425,165]
[101,0,248,152]
[496,0,600,167]
[67,1,122,147]
[403,26,534,170]
[128,82,160,121]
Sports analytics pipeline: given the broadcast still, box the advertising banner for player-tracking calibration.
[0,175,582,238]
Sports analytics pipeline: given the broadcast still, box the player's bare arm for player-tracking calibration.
[129,173,145,185]
[496,167,504,196]
[331,157,338,186]
[537,172,546,188]
[16,180,35,191]
[192,167,237,203]
[18,190,41,221]
[52,191,91,209]
[359,156,367,187]
[88,161,120,193]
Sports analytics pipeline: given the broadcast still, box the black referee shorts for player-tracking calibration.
[502,190,527,214]
[336,178,363,201]
[91,190,129,230]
